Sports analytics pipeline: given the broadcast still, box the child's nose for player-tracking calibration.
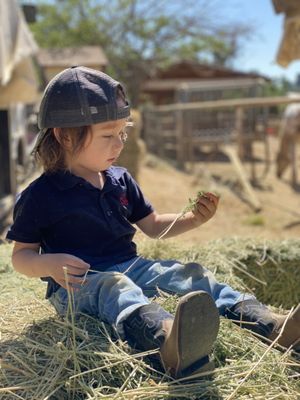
[113,135,124,148]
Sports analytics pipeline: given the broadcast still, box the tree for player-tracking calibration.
[29,0,255,106]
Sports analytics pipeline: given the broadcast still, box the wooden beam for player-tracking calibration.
[152,95,300,112]
[222,145,262,212]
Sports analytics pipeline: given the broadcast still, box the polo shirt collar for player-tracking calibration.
[46,167,121,192]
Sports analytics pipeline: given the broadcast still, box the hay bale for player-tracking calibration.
[1,239,300,399]
[117,109,146,182]
[231,239,300,308]
[193,238,300,309]
[139,238,300,309]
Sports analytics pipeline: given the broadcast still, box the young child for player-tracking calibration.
[6,66,300,379]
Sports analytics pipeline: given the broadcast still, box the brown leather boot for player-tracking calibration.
[123,292,220,378]
[160,291,220,378]
[226,300,300,351]
[268,305,300,350]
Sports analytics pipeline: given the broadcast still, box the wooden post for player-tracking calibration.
[0,109,16,197]
[235,107,245,160]
[175,109,185,169]
[185,110,195,172]
[157,114,164,159]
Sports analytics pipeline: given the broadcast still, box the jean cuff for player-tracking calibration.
[115,301,150,338]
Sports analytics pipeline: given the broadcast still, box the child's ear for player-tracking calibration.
[53,127,71,148]
[53,127,62,143]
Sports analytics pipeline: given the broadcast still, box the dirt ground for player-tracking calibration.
[136,136,300,245]
[1,136,299,246]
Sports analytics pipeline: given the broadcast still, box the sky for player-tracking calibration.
[225,0,300,83]
[28,0,300,83]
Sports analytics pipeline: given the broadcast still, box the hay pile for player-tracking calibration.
[117,109,145,182]
[1,239,300,399]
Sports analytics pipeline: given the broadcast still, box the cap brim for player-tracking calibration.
[31,128,50,155]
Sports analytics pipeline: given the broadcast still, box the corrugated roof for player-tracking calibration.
[272,0,300,16]
[37,46,108,67]
[155,60,267,80]
[272,0,300,66]
[143,77,266,92]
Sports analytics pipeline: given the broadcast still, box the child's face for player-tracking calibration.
[66,118,127,176]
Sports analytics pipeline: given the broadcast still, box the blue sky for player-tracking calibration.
[29,0,300,83]
[225,0,300,83]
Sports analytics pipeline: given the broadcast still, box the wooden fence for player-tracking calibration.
[143,96,300,167]
[143,95,300,211]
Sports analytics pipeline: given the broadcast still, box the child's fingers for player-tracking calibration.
[193,201,215,220]
[63,255,90,271]
[64,265,85,279]
[59,268,88,288]
[62,264,86,276]
[201,192,219,207]
[197,196,216,212]
[194,204,211,219]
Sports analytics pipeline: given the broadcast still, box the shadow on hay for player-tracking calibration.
[1,314,222,400]
[234,256,300,310]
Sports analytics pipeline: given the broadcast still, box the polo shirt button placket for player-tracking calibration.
[99,193,113,222]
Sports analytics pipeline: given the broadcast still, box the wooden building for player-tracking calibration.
[36,46,108,84]
[142,61,268,105]
[142,61,274,211]
[0,0,39,222]
[142,61,270,162]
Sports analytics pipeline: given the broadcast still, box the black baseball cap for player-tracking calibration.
[34,66,130,151]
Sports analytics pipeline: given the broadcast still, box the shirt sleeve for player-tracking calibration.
[6,187,42,243]
[124,172,154,224]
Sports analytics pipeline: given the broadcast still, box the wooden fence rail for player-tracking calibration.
[143,95,300,211]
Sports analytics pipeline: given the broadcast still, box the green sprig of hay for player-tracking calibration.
[1,239,300,399]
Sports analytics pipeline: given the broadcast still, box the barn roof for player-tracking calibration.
[154,60,268,81]
[143,77,267,92]
[37,46,108,67]
[143,61,269,93]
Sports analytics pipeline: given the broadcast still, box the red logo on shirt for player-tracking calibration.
[120,194,129,206]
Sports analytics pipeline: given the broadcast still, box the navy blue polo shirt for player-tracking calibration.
[6,166,154,297]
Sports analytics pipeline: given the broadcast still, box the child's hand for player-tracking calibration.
[191,192,219,226]
[44,253,90,290]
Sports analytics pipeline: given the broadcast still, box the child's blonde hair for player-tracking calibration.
[33,126,89,173]
[34,120,132,173]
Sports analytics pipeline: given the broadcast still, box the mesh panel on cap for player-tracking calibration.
[38,66,130,129]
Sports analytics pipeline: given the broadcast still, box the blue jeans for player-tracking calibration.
[49,257,254,337]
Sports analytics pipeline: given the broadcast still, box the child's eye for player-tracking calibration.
[101,131,127,142]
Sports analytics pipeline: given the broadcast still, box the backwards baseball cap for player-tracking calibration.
[38,66,130,129]
[33,66,130,154]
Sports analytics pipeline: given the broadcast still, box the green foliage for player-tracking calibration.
[29,0,255,106]
[242,214,265,226]
[264,78,292,97]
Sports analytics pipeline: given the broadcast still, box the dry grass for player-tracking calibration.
[0,239,300,399]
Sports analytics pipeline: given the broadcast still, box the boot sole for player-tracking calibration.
[173,291,220,378]
[285,304,300,350]
[270,304,300,350]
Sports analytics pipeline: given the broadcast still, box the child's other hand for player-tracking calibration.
[191,192,219,226]
[45,253,90,290]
